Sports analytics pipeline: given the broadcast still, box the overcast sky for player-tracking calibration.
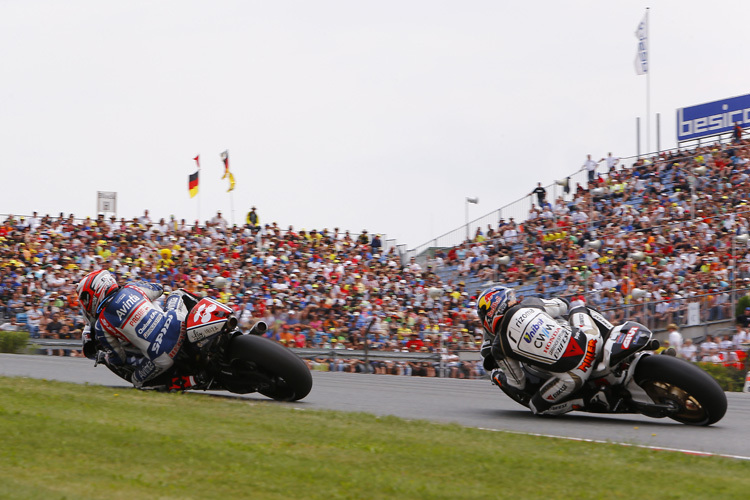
[2,1,748,249]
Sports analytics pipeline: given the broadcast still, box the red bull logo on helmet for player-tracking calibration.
[478,287,515,331]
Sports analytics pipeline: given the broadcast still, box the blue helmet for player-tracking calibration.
[476,286,517,333]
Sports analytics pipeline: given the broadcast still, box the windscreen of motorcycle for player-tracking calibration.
[186,297,235,344]
[608,321,652,367]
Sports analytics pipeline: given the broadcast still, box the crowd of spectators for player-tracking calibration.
[2,136,750,377]
[650,322,747,369]
[0,210,485,378]
[421,137,750,371]
[436,138,750,330]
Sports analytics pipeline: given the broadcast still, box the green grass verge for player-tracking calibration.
[0,376,748,500]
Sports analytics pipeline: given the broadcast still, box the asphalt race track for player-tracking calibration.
[2,353,749,460]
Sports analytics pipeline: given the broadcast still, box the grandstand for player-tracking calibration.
[1,133,749,378]
[412,134,750,341]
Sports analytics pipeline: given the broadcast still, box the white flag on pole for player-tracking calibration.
[634,11,648,75]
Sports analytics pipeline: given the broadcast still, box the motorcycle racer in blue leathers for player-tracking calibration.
[77,269,197,390]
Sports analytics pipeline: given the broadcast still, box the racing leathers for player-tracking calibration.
[82,282,189,388]
[481,297,613,415]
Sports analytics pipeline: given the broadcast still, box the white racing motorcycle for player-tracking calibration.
[496,321,727,426]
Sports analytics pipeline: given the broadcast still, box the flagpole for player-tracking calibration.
[191,155,201,228]
[634,8,650,156]
[197,157,201,227]
[646,7,651,155]
[221,149,236,226]
[230,191,235,227]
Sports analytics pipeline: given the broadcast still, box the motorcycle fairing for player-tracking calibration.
[186,297,236,346]
[607,321,652,367]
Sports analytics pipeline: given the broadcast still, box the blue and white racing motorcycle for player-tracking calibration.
[90,294,313,402]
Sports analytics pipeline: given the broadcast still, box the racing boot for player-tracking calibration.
[529,397,586,416]
[491,369,531,406]
[168,371,210,392]
[168,375,198,392]
[528,375,586,416]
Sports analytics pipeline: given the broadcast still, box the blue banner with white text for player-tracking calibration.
[676,94,750,142]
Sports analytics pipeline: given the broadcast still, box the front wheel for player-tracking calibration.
[633,355,727,426]
[225,334,313,401]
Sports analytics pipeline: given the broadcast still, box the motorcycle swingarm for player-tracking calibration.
[583,385,677,417]
[624,399,678,419]
[208,359,276,394]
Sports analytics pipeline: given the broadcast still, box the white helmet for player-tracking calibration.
[76,270,119,317]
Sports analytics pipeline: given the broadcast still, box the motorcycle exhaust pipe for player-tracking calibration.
[248,320,268,336]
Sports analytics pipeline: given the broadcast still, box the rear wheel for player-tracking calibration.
[633,355,727,426]
[226,334,312,401]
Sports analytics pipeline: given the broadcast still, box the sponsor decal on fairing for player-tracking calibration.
[578,339,597,373]
[186,298,233,343]
[622,326,639,349]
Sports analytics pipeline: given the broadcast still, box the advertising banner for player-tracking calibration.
[677,94,750,142]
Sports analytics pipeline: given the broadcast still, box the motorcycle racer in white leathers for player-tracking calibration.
[77,269,198,390]
[477,285,614,415]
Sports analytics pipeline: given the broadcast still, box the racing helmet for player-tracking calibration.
[76,269,119,317]
[476,285,518,333]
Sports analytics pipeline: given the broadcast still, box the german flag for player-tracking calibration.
[188,170,199,198]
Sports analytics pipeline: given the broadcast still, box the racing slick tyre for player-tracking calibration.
[634,355,727,426]
[227,334,313,402]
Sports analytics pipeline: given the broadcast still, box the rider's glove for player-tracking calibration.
[94,351,108,367]
[490,368,508,388]
[81,326,98,360]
